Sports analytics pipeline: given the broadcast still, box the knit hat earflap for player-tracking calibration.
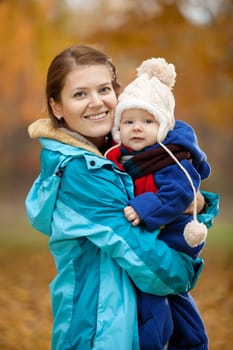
[112,57,176,143]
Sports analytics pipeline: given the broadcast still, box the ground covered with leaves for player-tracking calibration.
[0,245,232,349]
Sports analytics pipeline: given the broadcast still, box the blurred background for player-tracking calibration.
[0,0,232,349]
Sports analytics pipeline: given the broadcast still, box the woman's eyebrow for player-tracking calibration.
[71,81,112,91]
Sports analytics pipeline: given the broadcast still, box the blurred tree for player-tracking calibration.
[0,0,76,188]
[0,0,73,127]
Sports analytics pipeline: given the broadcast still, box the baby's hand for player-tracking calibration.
[124,206,141,226]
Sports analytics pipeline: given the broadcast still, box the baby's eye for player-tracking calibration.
[99,86,112,94]
[145,119,154,124]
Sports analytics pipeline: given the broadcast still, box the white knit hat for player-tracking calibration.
[112,57,176,143]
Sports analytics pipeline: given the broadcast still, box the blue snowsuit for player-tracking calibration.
[107,120,219,349]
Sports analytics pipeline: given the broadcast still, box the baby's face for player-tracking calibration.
[120,109,159,151]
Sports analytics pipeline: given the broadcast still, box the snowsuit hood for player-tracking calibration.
[161,120,210,179]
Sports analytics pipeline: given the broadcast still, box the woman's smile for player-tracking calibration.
[83,111,109,120]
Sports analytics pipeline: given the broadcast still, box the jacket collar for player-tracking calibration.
[28,118,103,157]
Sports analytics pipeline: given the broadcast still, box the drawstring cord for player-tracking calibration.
[158,142,197,220]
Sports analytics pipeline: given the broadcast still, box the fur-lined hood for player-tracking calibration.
[28,118,103,157]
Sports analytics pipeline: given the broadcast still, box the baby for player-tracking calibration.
[106,57,211,349]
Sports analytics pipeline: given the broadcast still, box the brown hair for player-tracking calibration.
[46,45,121,127]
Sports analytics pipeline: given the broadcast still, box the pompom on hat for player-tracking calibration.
[112,57,176,144]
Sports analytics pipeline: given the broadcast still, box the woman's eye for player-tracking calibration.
[74,91,85,98]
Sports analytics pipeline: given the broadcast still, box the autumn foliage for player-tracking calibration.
[0,0,232,198]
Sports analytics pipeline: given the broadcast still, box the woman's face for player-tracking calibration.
[50,65,117,146]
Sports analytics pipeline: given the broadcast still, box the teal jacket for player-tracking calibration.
[25,119,219,350]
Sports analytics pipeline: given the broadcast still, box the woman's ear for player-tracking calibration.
[49,97,63,120]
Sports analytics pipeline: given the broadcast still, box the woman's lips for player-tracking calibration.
[84,111,108,120]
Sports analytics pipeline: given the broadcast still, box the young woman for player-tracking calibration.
[25,45,218,350]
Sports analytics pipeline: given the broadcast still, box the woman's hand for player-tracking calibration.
[184,191,205,214]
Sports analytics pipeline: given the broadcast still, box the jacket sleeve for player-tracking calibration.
[128,160,201,231]
[58,157,203,296]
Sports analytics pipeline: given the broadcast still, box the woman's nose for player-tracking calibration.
[89,92,103,107]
